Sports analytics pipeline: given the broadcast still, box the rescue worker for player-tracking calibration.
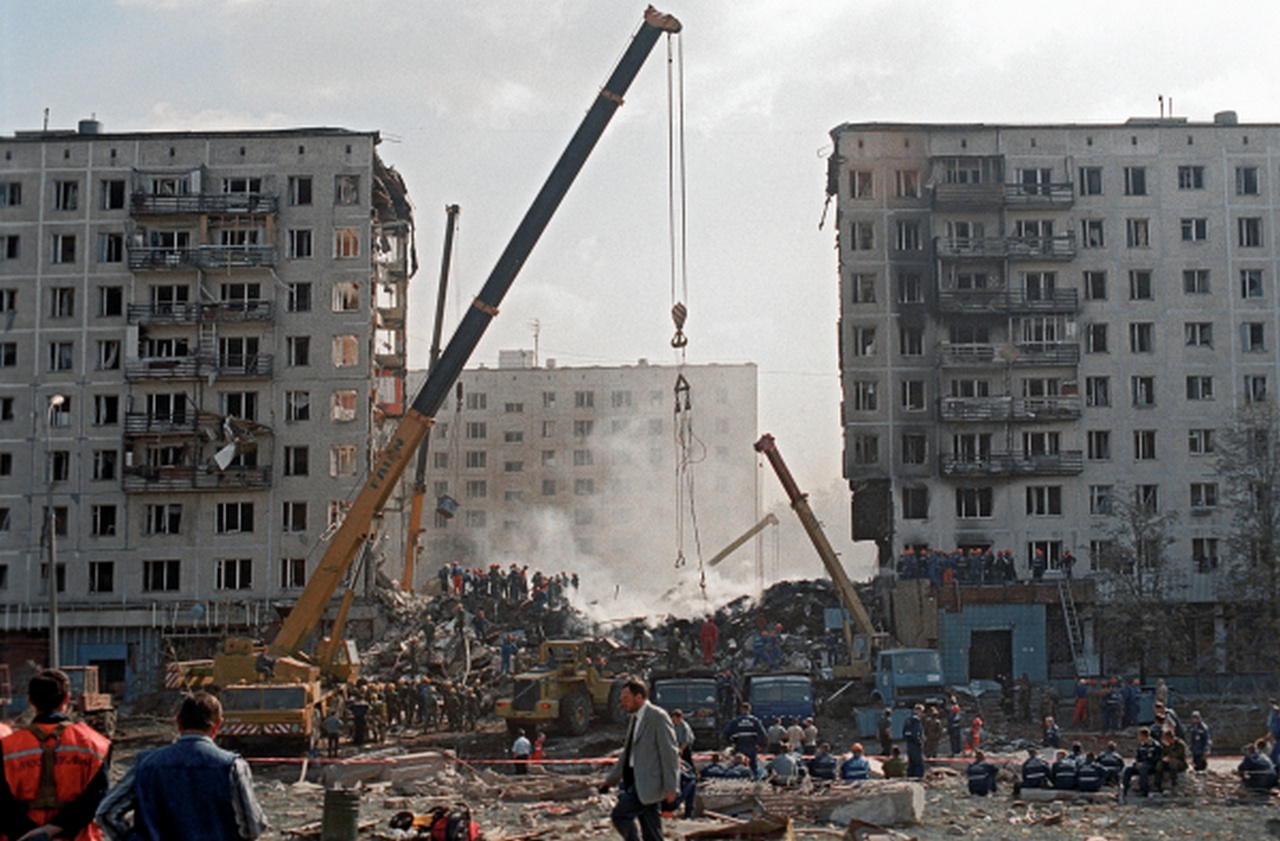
[699,616,719,666]
[765,718,786,755]
[902,704,925,779]
[946,704,964,756]
[1188,710,1212,772]
[1042,715,1061,748]
[1238,739,1278,790]
[839,743,871,782]
[764,740,806,787]
[875,708,894,757]
[347,694,370,746]
[1121,727,1162,800]
[966,749,998,796]
[1076,752,1105,792]
[882,747,907,778]
[0,669,111,841]
[1051,749,1078,790]
[722,703,767,774]
[923,706,943,758]
[671,710,695,765]
[807,742,838,781]
[1154,729,1188,793]
[802,718,819,756]
[1013,747,1051,796]
[1097,741,1125,785]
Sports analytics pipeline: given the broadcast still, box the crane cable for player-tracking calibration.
[665,31,707,601]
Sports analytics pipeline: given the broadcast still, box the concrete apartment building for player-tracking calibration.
[830,113,1280,606]
[0,122,414,698]
[405,354,760,596]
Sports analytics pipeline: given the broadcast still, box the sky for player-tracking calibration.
[4,0,1279,600]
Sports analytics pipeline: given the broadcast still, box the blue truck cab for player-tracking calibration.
[873,648,945,708]
[743,671,815,726]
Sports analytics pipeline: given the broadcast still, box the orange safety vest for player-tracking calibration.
[1,721,109,841]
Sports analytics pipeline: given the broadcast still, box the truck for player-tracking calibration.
[649,670,722,743]
[742,671,815,727]
[170,5,681,745]
[493,640,629,736]
[63,665,116,738]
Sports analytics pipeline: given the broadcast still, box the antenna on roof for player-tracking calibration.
[42,108,49,132]
[1158,95,1164,119]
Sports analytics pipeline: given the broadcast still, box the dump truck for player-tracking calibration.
[494,640,631,736]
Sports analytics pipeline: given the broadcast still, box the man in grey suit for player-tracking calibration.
[599,678,679,841]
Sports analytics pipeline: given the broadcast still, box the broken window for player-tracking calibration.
[331,390,357,422]
[332,335,359,367]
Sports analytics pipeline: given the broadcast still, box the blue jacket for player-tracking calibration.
[1021,755,1051,788]
[131,734,253,841]
[839,755,871,781]
[966,760,998,795]
[902,713,924,747]
[1076,760,1104,792]
[723,713,766,754]
[807,751,838,781]
[1051,757,1078,789]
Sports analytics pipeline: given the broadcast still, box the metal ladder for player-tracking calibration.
[1057,576,1085,676]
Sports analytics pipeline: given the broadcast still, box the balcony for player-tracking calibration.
[131,193,279,216]
[125,356,202,381]
[938,343,998,367]
[936,287,1079,314]
[1006,233,1076,261]
[934,234,1077,262]
[128,245,277,271]
[212,354,274,378]
[940,450,1084,477]
[122,465,272,492]
[938,342,1079,369]
[124,412,201,436]
[1003,182,1075,206]
[1008,342,1080,366]
[127,300,274,325]
[933,182,1004,209]
[127,302,202,324]
[939,395,1081,422]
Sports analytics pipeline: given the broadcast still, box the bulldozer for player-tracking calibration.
[494,640,630,736]
[63,665,116,738]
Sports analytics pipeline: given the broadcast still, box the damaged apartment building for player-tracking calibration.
[0,122,414,701]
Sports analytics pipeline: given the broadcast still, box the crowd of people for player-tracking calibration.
[438,562,579,612]
[897,546,1078,584]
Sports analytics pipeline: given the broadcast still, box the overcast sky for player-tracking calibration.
[4,0,1278,593]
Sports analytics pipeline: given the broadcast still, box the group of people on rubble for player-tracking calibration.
[438,562,579,611]
[321,674,486,757]
[897,546,1080,584]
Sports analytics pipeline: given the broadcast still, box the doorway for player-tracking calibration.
[968,629,1012,682]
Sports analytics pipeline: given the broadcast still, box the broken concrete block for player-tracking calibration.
[825,782,925,827]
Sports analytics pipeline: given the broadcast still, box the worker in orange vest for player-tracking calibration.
[0,668,111,841]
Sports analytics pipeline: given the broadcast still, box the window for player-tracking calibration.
[901,487,928,519]
[0,510,7,534]
[1180,218,1208,242]
[145,504,182,535]
[282,501,308,532]
[216,559,253,591]
[1236,166,1260,195]
[1078,166,1103,196]
[54,180,79,210]
[335,174,359,204]
[288,229,312,259]
[0,181,21,206]
[51,287,75,318]
[91,504,117,537]
[0,453,11,476]
[1177,165,1204,190]
[95,286,123,318]
[49,342,74,372]
[88,561,114,594]
[901,433,927,465]
[1126,219,1150,247]
[1131,375,1156,407]
[573,419,594,438]
[93,394,119,425]
[1123,166,1147,195]
[609,390,632,409]
[330,445,357,477]
[899,326,923,356]
[95,340,120,371]
[574,479,595,496]
[574,390,595,409]
[49,397,70,427]
[541,479,556,496]
[98,233,124,263]
[464,451,487,469]
[465,421,487,440]
[895,220,921,250]
[221,391,257,421]
[332,281,361,311]
[1188,429,1214,455]
[895,170,919,198]
[1134,429,1157,460]
[900,380,925,411]
[1186,375,1214,400]
[1018,167,1053,196]
[852,381,877,411]
[47,450,69,482]
[288,175,313,206]
[955,487,993,518]
[1136,484,1160,513]
[1089,485,1114,515]
[1088,430,1111,460]
[1083,271,1107,301]
[334,228,360,257]
[286,391,310,422]
[1239,217,1262,247]
[0,235,17,261]
[1183,269,1210,294]
[286,336,310,366]
[1185,322,1213,347]
[464,392,488,411]
[215,502,254,534]
[143,560,180,592]
[1085,324,1108,354]
[283,446,309,477]
[328,500,352,530]
[849,170,873,198]
[1026,486,1062,516]
[897,273,923,303]
[1190,482,1218,510]
[1192,538,1220,573]
[42,506,68,537]
[1241,269,1264,299]
[1129,323,1154,353]
[1081,219,1105,248]
[1246,375,1268,403]
[573,449,594,466]
[280,557,306,589]
[332,335,358,367]
[1243,322,1266,352]
[92,450,117,481]
[51,234,75,263]
[850,221,874,251]
[287,282,312,312]
[852,434,879,465]
[850,273,876,303]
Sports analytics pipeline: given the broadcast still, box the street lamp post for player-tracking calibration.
[46,394,65,669]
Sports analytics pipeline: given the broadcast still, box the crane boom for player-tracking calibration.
[270,6,682,658]
[707,513,778,567]
[754,434,876,637]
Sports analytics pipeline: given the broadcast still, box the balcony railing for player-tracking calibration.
[123,412,200,435]
[932,182,1004,208]
[940,450,1084,476]
[1009,342,1080,366]
[128,245,277,271]
[935,234,1077,261]
[939,395,1081,421]
[1003,182,1075,206]
[131,193,279,216]
[1006,233,1076,260]
[122,465,272,492]
[938,343,998,367]
[212,354,274,378]
[127,300,274,325]
[936,287,1079,313]
[125,354,273,380]
[938,342,1080,369]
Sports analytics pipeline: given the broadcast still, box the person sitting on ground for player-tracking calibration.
[1097,741,1125,786]
[699,752,733,779]
[1076,752,1105,792]
[966,749,999,796]
[666,758,699,820]
[839,743,871,782]
[1051,748,1078,790]
[1068,742,1085,767]
[724,754,757,780]
[1013,747,1052,796]
[881,746,907,779]
[1121,727,1162,800]
[1238,740,1278,791]
[1155,728,1188,793]
[765,740,807,787]
[806,742,838,781]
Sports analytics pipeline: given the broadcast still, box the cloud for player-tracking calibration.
[144,102,292,132]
